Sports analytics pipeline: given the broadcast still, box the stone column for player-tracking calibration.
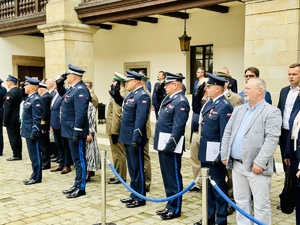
[244,0,300,103]
[38,0,99,81]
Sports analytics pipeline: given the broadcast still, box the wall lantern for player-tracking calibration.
[178,10,191,55]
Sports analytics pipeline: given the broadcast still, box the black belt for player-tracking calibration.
[233,158,243,164]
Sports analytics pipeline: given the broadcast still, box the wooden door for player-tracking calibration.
[18,66,44,85]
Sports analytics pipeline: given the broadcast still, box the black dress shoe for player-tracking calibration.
[51,157,59,163]
[277,205,281,210]
[108,179,121,184]
[23,178,31,184]
[66,189,86,198]
[190,186,201,192]
[42,166,50,170]
[194,219,215,225]
[156,208,168,215]
[6,156,22,161]
[160,211,180,220]
[120,197,134,203]
[62,186,76,194]
[24,179,41,185]
[125,200,145,208]
[109,177,116,181]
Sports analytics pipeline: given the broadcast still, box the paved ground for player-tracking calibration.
[0,124,296,225]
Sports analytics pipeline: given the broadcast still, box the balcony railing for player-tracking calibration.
[0,0,49,20]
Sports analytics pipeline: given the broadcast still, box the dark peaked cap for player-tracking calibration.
[206,73,227,86]
[164,72,185,84]
[67,64,85,77]
[6,75,19,83]
[24,76,40,85]
[125,70,144,81]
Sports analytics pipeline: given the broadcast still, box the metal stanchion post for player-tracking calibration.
[93,150,116,225]
[201,168,209,225]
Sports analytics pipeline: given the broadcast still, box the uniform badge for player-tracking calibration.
[209,109,214,118]
[6,96,9,100]
[36,104,41,108]
[142,100,147,104]
[180,108,185,112]
[227,113,232,118]
[78,94,83,98]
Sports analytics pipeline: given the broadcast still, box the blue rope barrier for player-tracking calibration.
[107,159,195,202]
[210,180,266,225]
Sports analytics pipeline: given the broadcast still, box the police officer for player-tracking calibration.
[21,76,43,185]
[56,64,90,198]
[194,74,233,225]
[152,71,166,120]
[119,70,150,208]
[4,75,23,160]
[153,72,190,220]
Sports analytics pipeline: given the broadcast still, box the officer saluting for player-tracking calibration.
[154,72,190,220]
[194,74,233,225]
[56,64,90,198]
[21,76,43,185]
[119,70,151,208]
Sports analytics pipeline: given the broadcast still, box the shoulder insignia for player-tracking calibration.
[78,94,84,98]
[36,104,41,108]
[142,100,147,104]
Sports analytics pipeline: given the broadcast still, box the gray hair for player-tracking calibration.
[251,78,266,94]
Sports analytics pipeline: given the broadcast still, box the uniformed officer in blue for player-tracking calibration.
[119,70,150,208]
[153,72,190,220]
[21,76,43,185]
[194,74,233,225]
[56,64,90,198]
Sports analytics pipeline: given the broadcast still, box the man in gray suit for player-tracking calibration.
[221,78,281,225]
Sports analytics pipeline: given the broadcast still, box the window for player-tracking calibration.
[190,44,213,93]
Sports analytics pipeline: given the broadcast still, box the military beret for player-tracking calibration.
[125,70,144,81]
[206,73,227,86]
[164,72,185,84]
[24,76,40,86]
[6,75,19,83]
[67,64,85,77]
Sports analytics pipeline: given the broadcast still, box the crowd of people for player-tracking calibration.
[2,63,300,224]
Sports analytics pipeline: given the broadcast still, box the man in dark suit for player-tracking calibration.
[21,76,44,185]
[38,82,52,170]
[154,72,190,220]
[57,64,90,198]
[273,65,300,212]
[0,79,7,156]
[194,74,233,225]
[118,70,150,208]
[277,63,300,172]
[152,71,166,119]
[50,78,72,174]
[3,75,23,161]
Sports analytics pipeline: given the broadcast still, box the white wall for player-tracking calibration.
[0,35,45,88]
[93,4,245,124]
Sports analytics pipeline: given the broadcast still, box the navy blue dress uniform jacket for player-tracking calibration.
[119,86,151,145]
[21,93,43,138]
[153,91,190,215]
[198,95,233,163]
[3,86,22,126]
[59,81,90,139]
[50,92,63,130]
[154,92,190,152]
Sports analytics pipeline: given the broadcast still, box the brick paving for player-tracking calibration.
[0,124,296,225]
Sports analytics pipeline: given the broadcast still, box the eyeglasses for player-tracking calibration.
[244,75,255,78]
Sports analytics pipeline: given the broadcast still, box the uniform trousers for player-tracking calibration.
[124,143,146,202]
[26,138,42,181]
[67,138,86,191]
[201,161,227,225]
[288,145,300,225]
[0,117,3,154]
[190,131,201,188]
[279,128,289,172]
[158,151,182,214]
[144,140,152,190]
[59,134,72,168]
[40,131,51,168]
[108,135,127,181]
[232,160,271,225]
[6,122,22,157]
